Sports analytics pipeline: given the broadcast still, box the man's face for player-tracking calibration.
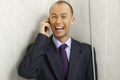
[49,3,75,41]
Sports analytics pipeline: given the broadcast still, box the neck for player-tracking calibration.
[54,35,70,43]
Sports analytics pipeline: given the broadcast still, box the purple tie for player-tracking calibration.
[59,44,68,79]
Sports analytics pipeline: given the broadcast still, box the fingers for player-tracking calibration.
[45,18,50,23]
[39,18,51,37]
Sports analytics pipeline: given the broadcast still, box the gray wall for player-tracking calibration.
[0,0,120,80]
[89,0,120,80]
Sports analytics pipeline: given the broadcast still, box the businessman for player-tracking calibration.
[18,1,97,80]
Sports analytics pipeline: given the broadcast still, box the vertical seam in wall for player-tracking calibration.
[105,0,108,80]
[88,0,96,80]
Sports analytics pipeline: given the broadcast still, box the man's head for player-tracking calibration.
[49,1,75,42]
[49,1,74,16]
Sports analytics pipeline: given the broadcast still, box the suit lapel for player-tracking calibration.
[67,39,83,80]
[46,39,64,80]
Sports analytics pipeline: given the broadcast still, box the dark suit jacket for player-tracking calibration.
[18,33,97,80]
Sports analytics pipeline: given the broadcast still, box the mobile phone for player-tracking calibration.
[45,26,49,32]
[45,18,50,32]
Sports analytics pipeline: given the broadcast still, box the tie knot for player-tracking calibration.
[59,44,67,51]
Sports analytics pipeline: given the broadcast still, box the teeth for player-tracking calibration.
[56,26,63,29]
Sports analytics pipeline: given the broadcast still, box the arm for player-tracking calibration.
[18,18,51,79]
[18,33,50,79]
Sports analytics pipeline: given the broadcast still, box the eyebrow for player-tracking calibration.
[50,13,67,16]
[61,13,67,15]
[50,13,56,16]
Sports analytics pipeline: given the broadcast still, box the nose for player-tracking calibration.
[56,17,62,24]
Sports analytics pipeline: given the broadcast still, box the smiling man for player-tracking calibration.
[18,1,97,80]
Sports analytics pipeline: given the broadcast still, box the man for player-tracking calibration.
[18,1,97,80]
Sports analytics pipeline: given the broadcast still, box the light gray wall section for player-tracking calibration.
[89,0,120,80]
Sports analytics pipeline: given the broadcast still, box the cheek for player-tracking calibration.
[64,21,72,26]
[50,20,55,26]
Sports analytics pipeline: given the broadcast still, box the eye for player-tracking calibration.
[51,16,57,18]
[62,16,66,19]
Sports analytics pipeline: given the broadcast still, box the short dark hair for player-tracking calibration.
[49,1,74,16]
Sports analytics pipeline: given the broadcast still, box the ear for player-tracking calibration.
[71,17,75,24]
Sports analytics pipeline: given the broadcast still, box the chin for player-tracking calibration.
[54,34,67,39]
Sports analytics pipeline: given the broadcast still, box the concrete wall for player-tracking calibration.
[89,0,120,80]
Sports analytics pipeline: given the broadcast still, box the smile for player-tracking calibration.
[55,26,64,32]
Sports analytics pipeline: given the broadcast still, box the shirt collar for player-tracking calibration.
[52,35,71,49]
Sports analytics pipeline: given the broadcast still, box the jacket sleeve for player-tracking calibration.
[18,33,50,79]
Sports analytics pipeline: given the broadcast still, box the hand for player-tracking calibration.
[39,19,51,37]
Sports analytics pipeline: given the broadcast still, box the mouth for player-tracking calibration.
[55,26,64,32]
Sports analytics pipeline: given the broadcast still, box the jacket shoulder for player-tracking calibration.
[72,39,92,48]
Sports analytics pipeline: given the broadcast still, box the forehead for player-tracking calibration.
[50,3,71,15]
